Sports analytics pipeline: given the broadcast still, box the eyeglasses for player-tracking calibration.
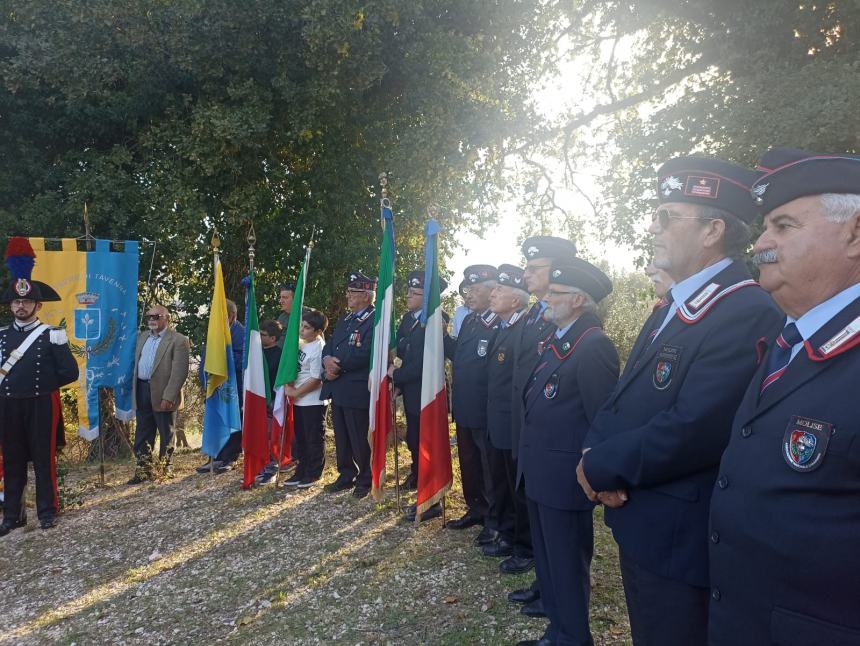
[651,208,706,230]
[524,263,551,274]
[546,289,576,297]
[146,313,162,320]
[11,299,35,306]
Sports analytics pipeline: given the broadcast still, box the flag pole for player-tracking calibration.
[379,173,402,509]
[210,226,221,476]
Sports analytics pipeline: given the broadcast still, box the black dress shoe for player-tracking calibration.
[352,486,370,499]
[127,472,148,485]
[482,538,514,557]
[508,587,540,604]
[0,514,27,537]
[500,555,535,574]
[324,479,355,493]
[445,512,481,530]
[39,516,57,530]
[515,637,553,646]
[474,527,499,546]
[520,598,547,618]
[403,502,442,522]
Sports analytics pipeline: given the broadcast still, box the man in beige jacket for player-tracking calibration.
[129,303,190,483]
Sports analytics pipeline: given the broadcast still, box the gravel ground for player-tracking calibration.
[0,439,630,645]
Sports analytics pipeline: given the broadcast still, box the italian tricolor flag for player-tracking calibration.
[272,242,312,465]
[241,272,270,490]
[369,200,396,500]
[416,219,452,520]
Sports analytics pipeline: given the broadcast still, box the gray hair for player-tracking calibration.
[569,288,598,314]
[697,205,751,259]
[510,287,530,307]
[820,193,860,223]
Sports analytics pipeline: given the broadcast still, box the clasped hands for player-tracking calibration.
[576,448,628,509]
[322,355,342,381]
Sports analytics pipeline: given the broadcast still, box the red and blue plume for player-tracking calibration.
[5,236,36,281]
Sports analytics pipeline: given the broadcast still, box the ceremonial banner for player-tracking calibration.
[369,201,396,500]
[416,220,452,520]
[202,256,241,457]
[241,272,269,489]
[272,242,312,462]
[30,238,139,440]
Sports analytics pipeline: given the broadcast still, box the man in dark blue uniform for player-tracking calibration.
[518,259,619,646]
[576,157,783,644]
[484,265,529,560]
[709,149,860,645]
[391,271,447,491]
[321,271,376,499]
[0,237,78,534]
[444,265,500,534]
[506,236,576,607]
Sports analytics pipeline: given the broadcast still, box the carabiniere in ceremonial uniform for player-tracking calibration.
[0,237,78,535]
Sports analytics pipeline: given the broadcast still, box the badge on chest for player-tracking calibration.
[783,415,833,473]
[653,344,681,391]
[544,373,559,399]
[477,339,488,357]
[349,330,362,347]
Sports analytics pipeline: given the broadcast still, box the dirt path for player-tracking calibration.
[0,447,630,644]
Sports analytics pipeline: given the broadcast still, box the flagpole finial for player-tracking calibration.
[211,227,221,250]
[427,204,439,219]
[379,173,391,228]
[247,221,256,272]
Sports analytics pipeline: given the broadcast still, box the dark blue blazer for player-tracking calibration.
[518,313,619,510]
[486,310,526,450]
[709,295,860,646]
[510,302,556,459]
[445,309,500,428]
[392,311,424,415]
[320,306,375,409]
[582,260,783,587]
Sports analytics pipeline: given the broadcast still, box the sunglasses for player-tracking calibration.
[146,313,162,320]
[651,208,706,230]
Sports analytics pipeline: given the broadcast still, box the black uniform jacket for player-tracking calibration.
[320,306,375,409]
[709,294,860,646]
[582,260,783,588]
[0,323,79,398]
[510,302,556,458]
[518,312,619,511]
[392,311,424,415]
[445,309,500,429]
[486,309,526,450]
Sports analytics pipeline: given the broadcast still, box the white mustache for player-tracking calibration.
[752,249,778,265]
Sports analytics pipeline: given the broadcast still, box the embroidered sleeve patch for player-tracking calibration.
[782,415,833,472]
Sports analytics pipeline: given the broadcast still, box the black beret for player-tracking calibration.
[751,148,860,212]
[406,270,447,292]
[347,271,376,291]
[463,264,497,285]
[548,258,612,303]
[657,156,760,223]
[521,236,577,261]
[496,264,525,288]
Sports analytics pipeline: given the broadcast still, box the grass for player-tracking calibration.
[0,431,631,645]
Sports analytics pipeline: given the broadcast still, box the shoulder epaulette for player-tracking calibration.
[676,279,758,324]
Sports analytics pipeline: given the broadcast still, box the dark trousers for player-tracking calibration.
[528,498,594,646]
[133,380,176,464]
[455,424,489,518]
[0,393,60,522]
[504,451,532,557]
[331,404,371,488]
[294,404,326,481]
[619,549,709,646]
[485,442,515,536]
[404,405,419,478]
[216,431,243,464]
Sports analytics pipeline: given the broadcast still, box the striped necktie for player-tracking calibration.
[760,322,803,393]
